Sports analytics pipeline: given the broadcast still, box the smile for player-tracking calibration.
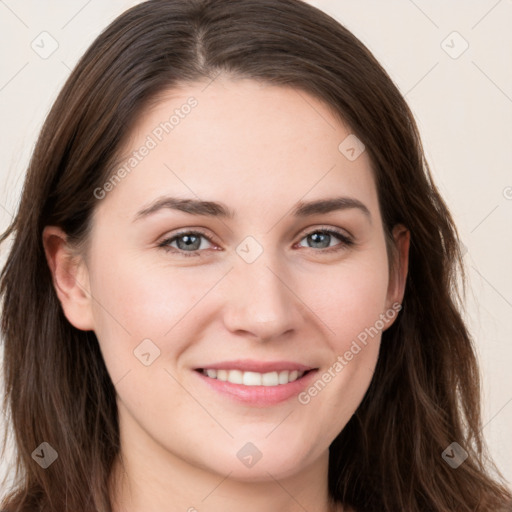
[193,364,319,407]
[197,368,309,386]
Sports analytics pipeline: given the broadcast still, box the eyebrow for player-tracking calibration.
[133,195,372,223]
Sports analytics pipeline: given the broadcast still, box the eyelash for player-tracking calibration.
[158,227,354,258]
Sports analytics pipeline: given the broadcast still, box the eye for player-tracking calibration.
[158,230,216,257]
[296,227,354,253]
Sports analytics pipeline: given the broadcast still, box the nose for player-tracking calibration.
[221,252,305,343]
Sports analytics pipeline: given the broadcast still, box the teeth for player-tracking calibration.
[262,371,279,386]
[228,369,243,384]
[243,371,262,386]
[201,368,305,385]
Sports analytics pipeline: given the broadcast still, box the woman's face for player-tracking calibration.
[51,77,408,482]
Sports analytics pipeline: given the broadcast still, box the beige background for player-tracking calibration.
[1,0,511,495]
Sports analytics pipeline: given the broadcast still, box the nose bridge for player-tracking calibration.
[222,237,302,340]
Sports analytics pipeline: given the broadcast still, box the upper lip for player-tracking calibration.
[195,359,316,373]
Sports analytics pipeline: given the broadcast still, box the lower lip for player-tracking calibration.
[194,369,319,407]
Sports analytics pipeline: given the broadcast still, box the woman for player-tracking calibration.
[1,0,511,511]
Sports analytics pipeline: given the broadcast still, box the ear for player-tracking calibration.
[384,223,410,325]
[42,226,95,331]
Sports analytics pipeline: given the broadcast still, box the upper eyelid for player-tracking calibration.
[161,228,220,247]
[297,225,353,240]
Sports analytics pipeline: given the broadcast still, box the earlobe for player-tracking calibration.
[42,226,95,331]
[385,224,410,317]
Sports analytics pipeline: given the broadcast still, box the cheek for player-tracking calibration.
[89,222,204,327]
[296,255,389,418]
[309,255,390,349]
[86,251,169,378]
[87,247,223,375]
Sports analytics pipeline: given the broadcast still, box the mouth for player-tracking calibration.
[195,368,314,386]
[193,363,319,406]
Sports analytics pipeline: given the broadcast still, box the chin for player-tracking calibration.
[192,438,317,482]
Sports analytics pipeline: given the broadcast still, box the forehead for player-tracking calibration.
[94,77,379,224]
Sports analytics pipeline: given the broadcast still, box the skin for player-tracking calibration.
[43,76,409,512]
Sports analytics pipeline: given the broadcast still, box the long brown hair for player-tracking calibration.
[1,1,511,510]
